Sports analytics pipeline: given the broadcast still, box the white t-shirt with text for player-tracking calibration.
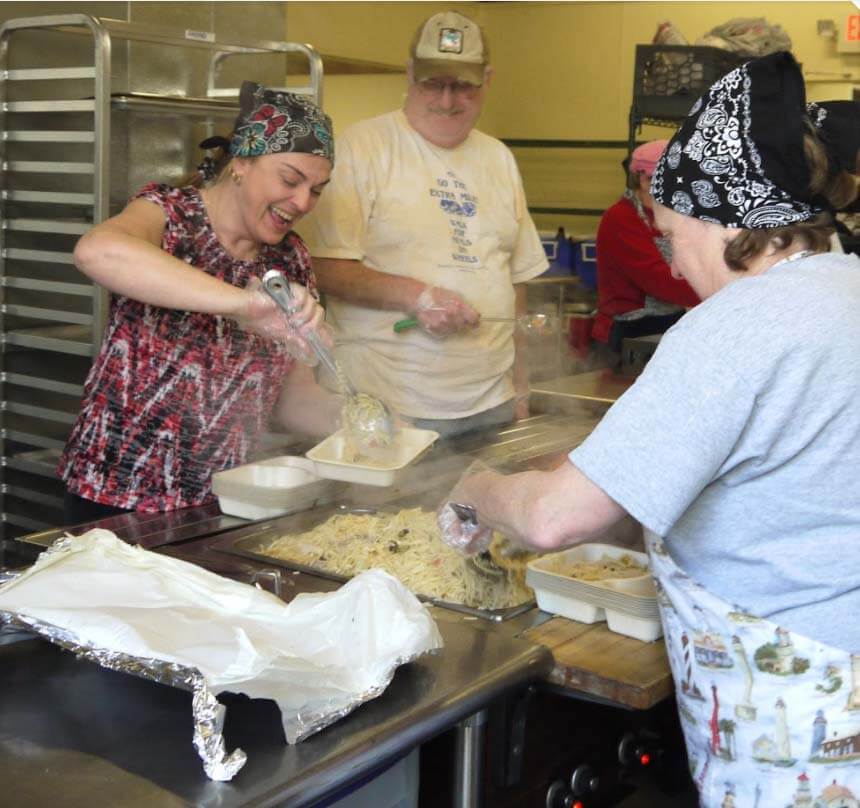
[302,110,547,419]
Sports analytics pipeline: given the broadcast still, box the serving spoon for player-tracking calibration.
[261,270,396,451]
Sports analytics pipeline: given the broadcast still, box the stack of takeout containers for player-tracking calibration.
[212,456,339,520]
[526,544,663,642]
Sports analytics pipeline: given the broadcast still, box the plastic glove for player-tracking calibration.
[411,285,479,338]
[235,276,328,365]
[437,459,495,555]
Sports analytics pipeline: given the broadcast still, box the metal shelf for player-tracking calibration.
[3,161,95,174]
[2,190,95,206]
[2,412,72,449]
[111,92,238,116]
[2,483,63,510]
[3,448,62,478]
[3,99,95,113]
[2,277,93,296]
[2,325,93,356]
[4,131,95,143]
[0,13,326,537]
[3,219,90,234]
[1,509,54,532]
[2,350,90,394]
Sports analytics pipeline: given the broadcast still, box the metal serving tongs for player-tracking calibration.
[261,270,396,450]
[447,502,504,579]
[448,502,531,578]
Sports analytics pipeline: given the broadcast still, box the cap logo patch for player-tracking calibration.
[438,27,464,54]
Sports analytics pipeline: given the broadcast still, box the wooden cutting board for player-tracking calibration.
[522,616,673,710]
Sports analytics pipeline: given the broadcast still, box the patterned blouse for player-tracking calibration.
[58,183,317,512]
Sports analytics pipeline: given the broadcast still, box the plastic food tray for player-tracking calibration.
[212,456,339,520]
[306,427,439,487]
[526,543,663,642]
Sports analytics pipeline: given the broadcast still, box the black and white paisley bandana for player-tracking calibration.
[229,81,334,164]
[807,100,860,174]
[652,51,822,229]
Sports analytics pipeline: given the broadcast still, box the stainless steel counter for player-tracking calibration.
[0,604,550,808]
[3,414,610,808]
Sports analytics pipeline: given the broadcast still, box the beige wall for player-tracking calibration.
[288,1,860,236]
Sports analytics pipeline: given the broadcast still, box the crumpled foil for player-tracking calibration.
[0,532,443,780]
[0,587,246,780]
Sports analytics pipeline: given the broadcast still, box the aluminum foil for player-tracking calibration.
[287,647,440,744]
[0,534,443,778]
[0,605,246,781]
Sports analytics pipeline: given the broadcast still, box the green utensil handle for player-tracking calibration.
[393,317,419,333]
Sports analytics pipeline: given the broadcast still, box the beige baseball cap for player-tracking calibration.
[410,11,488,86]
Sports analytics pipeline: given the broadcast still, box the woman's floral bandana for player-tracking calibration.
[230,81,334,164]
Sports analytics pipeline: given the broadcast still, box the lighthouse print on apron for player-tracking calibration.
[646,533,860,808]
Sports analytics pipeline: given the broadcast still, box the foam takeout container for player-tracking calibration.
[213,456,338,520]
[526,543,663,642]
[305,427,439,487]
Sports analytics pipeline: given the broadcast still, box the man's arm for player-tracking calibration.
[313,257,426,311]
[512,283,530,419]
[313,257,479,336]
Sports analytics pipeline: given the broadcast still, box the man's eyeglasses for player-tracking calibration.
[416,78,483,99]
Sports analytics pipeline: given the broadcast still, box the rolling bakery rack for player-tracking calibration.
[0,14,323,548]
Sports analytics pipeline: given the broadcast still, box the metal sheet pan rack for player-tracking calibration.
[627,44,745,153]
[0,14,323,545]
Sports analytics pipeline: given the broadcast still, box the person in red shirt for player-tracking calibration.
[593,140,700,356]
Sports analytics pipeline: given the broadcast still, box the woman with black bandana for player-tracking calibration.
[59,82,344,521]
[808,99,860,250]
[438,52,860,807]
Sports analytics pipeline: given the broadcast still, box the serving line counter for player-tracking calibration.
[3,413,676,808]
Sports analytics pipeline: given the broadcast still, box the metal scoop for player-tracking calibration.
[393,313,558,335]
[261,270,396,450]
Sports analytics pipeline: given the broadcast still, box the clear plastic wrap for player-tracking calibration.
[0,530,443,780]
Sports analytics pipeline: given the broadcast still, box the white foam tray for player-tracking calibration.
[533,589,663,642]
[527,543,663,641]
[306,427,439,487]
[213,456,337,520]
[528,544,657,610]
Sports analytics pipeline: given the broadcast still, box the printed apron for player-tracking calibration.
[645,533,860,808]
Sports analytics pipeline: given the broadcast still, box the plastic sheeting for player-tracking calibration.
[0,530,443,780]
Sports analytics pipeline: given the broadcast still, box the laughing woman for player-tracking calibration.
[59,82,344,521]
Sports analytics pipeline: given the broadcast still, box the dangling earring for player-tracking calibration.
[229,167,242,186]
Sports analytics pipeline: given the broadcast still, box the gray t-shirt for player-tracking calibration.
[569,252,860,651]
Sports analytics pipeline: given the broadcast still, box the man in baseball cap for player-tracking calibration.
[410,10,489,86]
[303,10,549,438]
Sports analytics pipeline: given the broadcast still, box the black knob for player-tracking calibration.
[618,730,665,769]
[570,764,600,796]
[545,779,570,808]
[617,731,638,767]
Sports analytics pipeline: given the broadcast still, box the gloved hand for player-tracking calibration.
[411,285,480,338]
[235,276,330,364]
[437,459,495,555]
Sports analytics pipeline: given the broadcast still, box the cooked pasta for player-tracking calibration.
[556,553,645,582]
[257,507,533,609]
